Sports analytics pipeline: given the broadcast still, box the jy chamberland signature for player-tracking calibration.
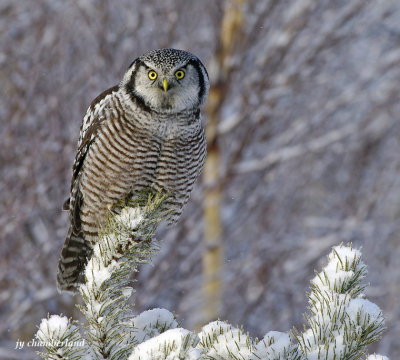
[15,339,85,350]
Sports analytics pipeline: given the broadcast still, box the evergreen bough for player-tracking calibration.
[36,195,389,360]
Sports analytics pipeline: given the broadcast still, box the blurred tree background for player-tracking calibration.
[1,0,400,359]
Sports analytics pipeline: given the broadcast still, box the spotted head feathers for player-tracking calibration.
[123,48,209,113]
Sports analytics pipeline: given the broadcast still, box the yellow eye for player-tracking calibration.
[175,70,185,80]
[148,70,158,80]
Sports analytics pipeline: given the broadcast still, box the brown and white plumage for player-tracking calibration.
[57,49,209,292]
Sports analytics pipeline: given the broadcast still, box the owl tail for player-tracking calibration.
[57,225,92,292]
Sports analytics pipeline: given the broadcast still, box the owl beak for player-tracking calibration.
[162,78,168,93]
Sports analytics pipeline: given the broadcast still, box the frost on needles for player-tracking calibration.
[36,194,389,360]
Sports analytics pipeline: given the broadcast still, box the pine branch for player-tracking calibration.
[77,193,165,360]
[36,315,88,360]
[36,192,167,360]
[36,198,389,360]
[292,244,386,360]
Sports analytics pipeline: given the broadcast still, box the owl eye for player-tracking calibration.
[175,70,185,80]
[148,70,158,80]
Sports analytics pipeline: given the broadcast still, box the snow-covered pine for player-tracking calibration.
[131,308,179,344]
[250,331,301,360]
[36,314,87,360]
[196,320,255,359]
[366,356,390,360]
[36,192,166,360]
[77,193,166,360]
[128,328,200,360]
[293,245,386,359]
[36,193,389,360]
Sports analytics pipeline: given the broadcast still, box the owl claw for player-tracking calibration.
[109,194,137,215]
[110,205,125,215]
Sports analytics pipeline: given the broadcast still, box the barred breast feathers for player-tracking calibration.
[69,84,205,236]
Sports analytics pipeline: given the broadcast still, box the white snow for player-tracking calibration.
[329,246,362,269]
[347,298,383,326]
[197,320,254,358]
[310,245,365,296]
[83,246,119,292]
[92,265,112,285]
[197,320,233,343]
[115,206,144,230]
[46,315,69,333]
[323,260,354,286]
[297,246,384,359]
[81,206,144,294]
[251,331,293,359]
[128,328,198,360]
[37,230,390,360]
[39,315,68,334]
[132,308,178,344]
[122,287,133,299]
[38,315,69,340]
[367,355,390,360]
[305,338,346,360]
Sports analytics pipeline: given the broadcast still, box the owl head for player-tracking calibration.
[122,48,209,113]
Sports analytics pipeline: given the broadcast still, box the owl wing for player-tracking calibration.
[62,85,120,212]
[58,84,119,292]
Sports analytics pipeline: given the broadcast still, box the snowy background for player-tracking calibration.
[1,0,400,359]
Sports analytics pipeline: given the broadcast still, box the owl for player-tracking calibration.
[57,48,209,292]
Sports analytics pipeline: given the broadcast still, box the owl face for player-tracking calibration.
[123,49,209,113]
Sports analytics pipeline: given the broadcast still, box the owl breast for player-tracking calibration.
[79,93,206,242]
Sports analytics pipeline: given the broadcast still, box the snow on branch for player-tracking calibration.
[36,193,389,359]
[36,315,87,360]
[293,245,386,359]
